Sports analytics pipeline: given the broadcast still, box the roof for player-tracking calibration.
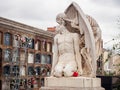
[0,17,54,38]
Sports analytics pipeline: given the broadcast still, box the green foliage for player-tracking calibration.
[104,71,115,76]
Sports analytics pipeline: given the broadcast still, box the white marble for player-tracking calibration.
[41,2,104,90]
[45,77,101,88]
[51,2,103,78]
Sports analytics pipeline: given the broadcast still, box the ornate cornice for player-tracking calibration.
[0,17,54,39]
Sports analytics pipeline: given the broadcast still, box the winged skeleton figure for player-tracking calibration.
[64,2,97,77]
[52,2,102,77]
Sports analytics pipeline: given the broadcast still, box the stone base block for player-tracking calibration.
[44,77,101,88]
[41,87,105,90]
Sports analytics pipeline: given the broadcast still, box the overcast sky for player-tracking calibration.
[0,0,120,48]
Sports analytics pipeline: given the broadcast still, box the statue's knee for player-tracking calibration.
[54,66,63,77]
[63,67,73,77]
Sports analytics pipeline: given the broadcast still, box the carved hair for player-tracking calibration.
[56,13,67,20]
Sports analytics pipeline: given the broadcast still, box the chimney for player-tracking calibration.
[47,27,56,32]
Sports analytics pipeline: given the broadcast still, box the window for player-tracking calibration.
[13,34,21,47]
[27,77,34,88]
[41,54,51,64]
[11,65,19,77]
[20,66,26,76]
[41,54,46,64]
[4,48,12,62]
[41,66,47,76]
[35,53,41,63]
[28,66,34,75]
[0,32,3,45]
[10,79,19,90]
[20,51,26,64]
[4,32,12,46]
[28,52,34,63]
[28,38,34,49]
[34,66,40,75]
[41,39,46,51]
[35,40,41,50]
[19,79,27,89]
[2,79,10,90]
[12,48,19,63]
[46,42,52,52]
[46,55,51,64]
[3,65,10,76]
[40,78,44,86]
[0,48,2,61]
[34,78,39,88]
[0,48,2,76]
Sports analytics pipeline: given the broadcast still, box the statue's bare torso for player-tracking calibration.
[52,13,82,77]
[57,33,76,64]
[53,26,80,77]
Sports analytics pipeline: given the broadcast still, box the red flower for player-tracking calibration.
[73,72,78,77]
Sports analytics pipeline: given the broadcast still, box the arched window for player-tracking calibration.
[4,32,12,46]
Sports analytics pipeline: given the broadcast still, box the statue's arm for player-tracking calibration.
[73,33,83,75]
[51,35,59,76]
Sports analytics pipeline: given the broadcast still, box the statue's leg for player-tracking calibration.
[54,63,64,77]
[63,62,77,77]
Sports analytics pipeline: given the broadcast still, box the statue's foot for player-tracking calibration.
[78,71,83,76]
[87,73,96,78]
[82,72,96,78]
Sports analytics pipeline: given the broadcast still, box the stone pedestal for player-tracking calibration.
[41,87,104,90]
[41,77,105,90]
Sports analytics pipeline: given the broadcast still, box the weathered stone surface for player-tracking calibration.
[41,87,105,90]
[44,77,101,88]
[41,2,104,90]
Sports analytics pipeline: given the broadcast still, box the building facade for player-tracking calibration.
[0,17,54,90]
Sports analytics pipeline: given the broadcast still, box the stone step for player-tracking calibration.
[44,77,101,88]
[41,87,105,90]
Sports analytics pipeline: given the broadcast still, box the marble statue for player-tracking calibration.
[51,13,83,77]
[51,2,102,78]
[41,2,105,90]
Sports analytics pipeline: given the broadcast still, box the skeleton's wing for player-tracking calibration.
[65,2,96,75]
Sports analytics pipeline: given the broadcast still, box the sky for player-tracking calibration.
[0,0,120,48]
